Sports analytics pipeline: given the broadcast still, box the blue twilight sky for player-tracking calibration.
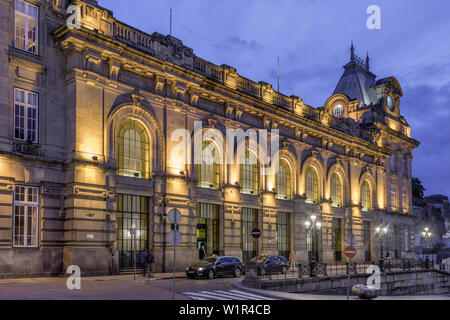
[98,0,450,197]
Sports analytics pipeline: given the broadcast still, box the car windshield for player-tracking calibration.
[200,257,217,264]
[251,255,268,263]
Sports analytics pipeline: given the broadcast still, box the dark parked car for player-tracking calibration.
[248,255,289,276]
[186,256,244,279]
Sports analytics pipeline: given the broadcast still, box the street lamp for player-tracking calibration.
[305,214,321,276]
[422,227,431,249]
[375,224,388,259]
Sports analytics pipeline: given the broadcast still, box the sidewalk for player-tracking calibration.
[0,273,188,300]
[0,272,187,284]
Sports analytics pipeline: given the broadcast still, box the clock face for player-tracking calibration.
[387,95,394,111]
[333,104,344,118]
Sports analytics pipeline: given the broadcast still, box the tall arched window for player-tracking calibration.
[197,140,220,189]
[240,150,259,195]
[331,173,342,207]
[305,166,318,203]
[361,180,372,211]
[117,119,150,178]
[276,159,291,200]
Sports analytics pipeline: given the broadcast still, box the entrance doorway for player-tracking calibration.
[307,228,319,263]
[197,203,219,260]
[117,194,149,271]
[242,208,258,262]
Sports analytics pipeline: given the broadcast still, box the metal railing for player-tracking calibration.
[255,259,450,280]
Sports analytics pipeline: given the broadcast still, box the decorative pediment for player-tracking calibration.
[131,91,144,107]
[189,87,201,106]
[155,75,165,94]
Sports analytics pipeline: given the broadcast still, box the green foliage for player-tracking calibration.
[412,177,426,207]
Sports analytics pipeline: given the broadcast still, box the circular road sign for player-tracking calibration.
[344,246,356,259]
[168,208,182,224]
[251,228,261,239]
[168,230,182,246]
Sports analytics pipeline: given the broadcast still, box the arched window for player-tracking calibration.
[305,166,318,203]
[361,180,372,211]
[331,173,342,207]
[117,119,149,178]
[276,159,291,200]
[240,150,259,195]
[197,140,220,189]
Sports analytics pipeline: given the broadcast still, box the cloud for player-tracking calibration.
[214,36,265,52]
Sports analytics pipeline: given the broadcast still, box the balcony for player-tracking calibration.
[12,141,40,156]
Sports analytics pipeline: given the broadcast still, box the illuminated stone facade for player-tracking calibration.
[0,0,419,277]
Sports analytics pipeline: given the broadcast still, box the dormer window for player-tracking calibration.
[333,104,344,118]
[387,95,394,111]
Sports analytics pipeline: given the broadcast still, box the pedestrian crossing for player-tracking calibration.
[182,289,276,300]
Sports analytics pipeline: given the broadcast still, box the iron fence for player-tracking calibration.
[255,258,450,280]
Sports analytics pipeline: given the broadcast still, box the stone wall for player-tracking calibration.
[245,270,450,296]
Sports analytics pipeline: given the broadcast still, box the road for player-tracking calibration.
[0,274,272,300]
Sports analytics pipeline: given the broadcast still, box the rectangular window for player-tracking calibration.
[276,212,290,259]
[389,155,395,173]
[363,221,371,261]
[332,218,342,262]
[14,88,38,143]
[394,225,400,258]
[14,0,38,54]
[390,181,397,209]
[241,207,258,262]
[402,156,408,176]
[402,185,408,211]
[13,185,39,247]
[404,228,410,252]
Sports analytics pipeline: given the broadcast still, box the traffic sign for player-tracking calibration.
[251,228,261,239]
[168,208,182,224]
[344,246,356,259]
[168,230,182,246]
[346,234,356,246]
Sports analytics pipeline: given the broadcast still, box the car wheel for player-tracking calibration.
[234,268,241,277]
[208,270,215,280]
[260,267,266,276]
[282,266,287,274]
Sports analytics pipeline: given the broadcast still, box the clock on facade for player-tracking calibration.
[333,104,344,118]
[387,95,394,111]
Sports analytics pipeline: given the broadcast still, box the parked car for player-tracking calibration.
[186,256,244,279]
[247,255,289,276]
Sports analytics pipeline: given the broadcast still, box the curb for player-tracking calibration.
[232,281,294,300]
[143,275,188,282]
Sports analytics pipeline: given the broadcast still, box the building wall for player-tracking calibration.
[0,0,419,277]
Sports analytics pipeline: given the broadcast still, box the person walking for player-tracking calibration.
[141,250,148,276]
[289,251,296,270]
[147,250,155,278]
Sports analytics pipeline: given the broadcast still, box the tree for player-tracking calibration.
[412,177,426,207]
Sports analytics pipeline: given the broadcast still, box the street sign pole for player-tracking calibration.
[346,257,351,300]
[172,224,176,300]
[133,232,136,281]
[344,246,356,300]
[167,208,182,300]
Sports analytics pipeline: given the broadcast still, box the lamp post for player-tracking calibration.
[375,224,388,271]
[422,227,432,268]
[305,214,322,276]
[422,227,431,250]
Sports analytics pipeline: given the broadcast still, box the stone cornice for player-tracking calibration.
[53,27,393,161]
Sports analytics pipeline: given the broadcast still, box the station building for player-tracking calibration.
[0,0,419,277]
